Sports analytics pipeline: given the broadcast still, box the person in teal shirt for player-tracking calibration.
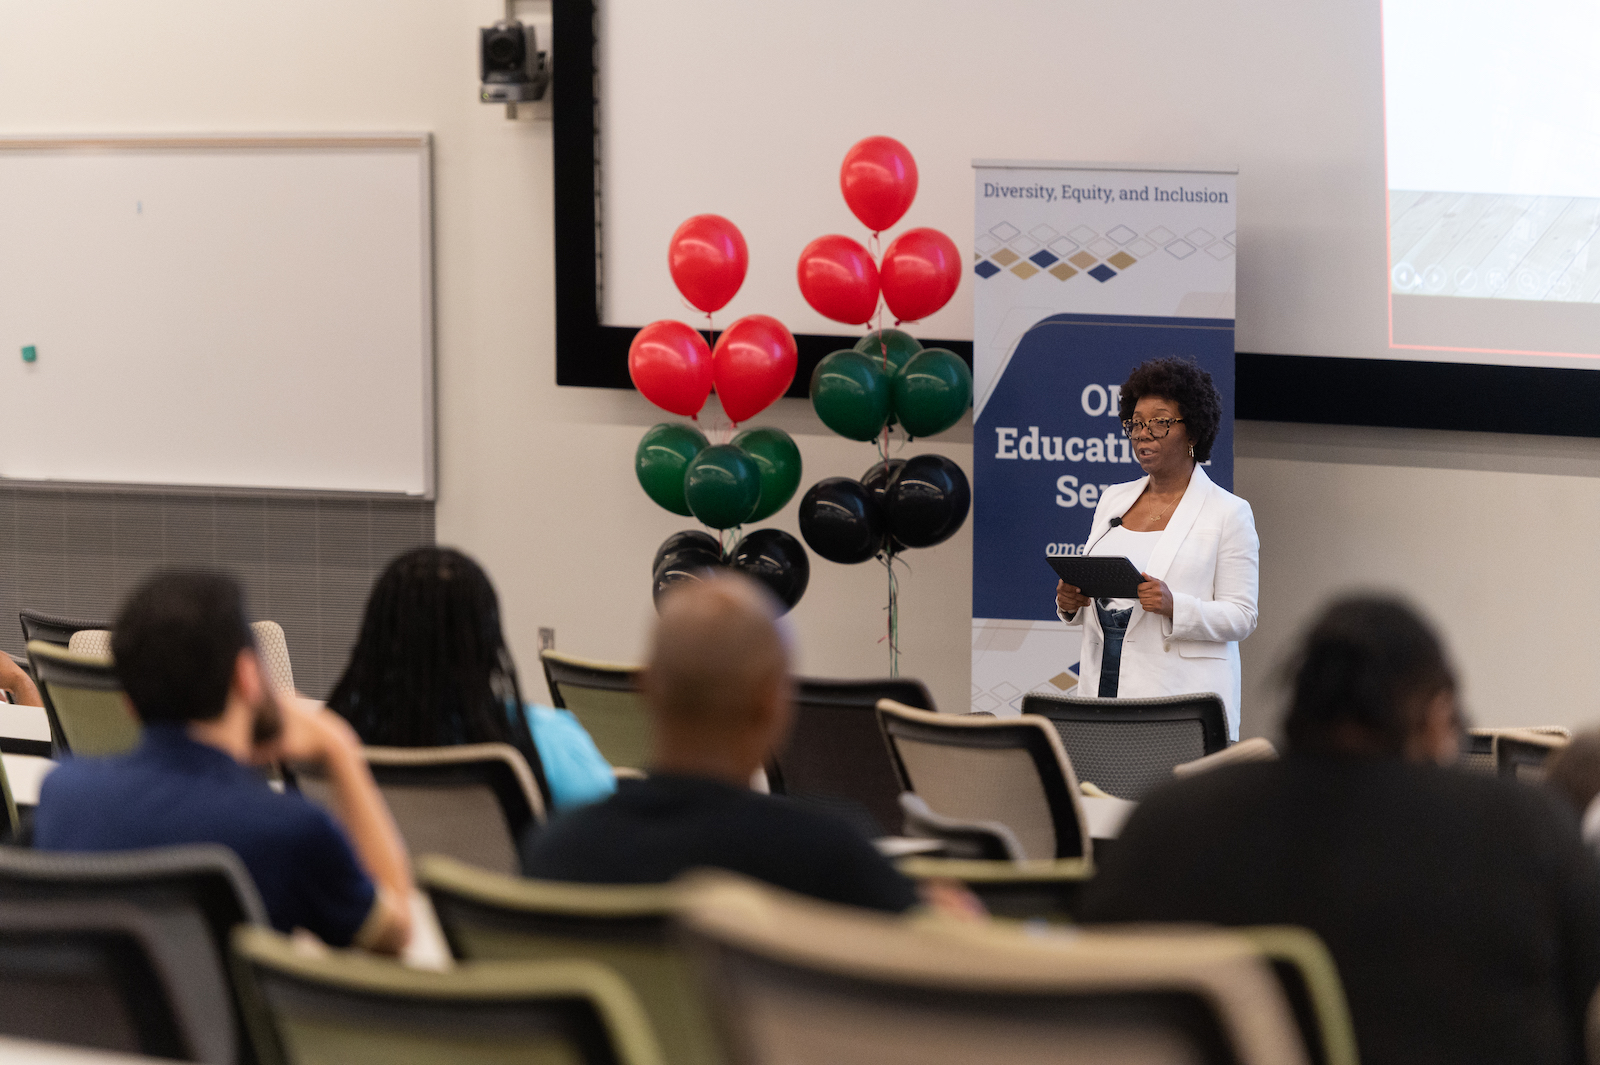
[327,547,614,812]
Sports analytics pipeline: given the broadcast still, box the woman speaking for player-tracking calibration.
[1054,358,1259,739]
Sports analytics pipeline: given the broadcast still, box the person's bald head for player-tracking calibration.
[644,573,792,774]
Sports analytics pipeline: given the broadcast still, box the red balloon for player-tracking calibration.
[797,234,880,325]
[669,214,748,313]
[840,136,918,233]
[629,320,713,416]
[880,227,961,322]
[711,314,797,422]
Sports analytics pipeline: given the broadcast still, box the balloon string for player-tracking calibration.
[878,552,901,676]
[876,301,891,463]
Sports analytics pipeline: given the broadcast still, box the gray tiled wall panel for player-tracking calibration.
[0,485,434,699]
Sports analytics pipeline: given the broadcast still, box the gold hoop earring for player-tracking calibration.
[1188,444,1195,458]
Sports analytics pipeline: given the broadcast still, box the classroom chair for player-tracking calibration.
[876,699,1091,861]
[24,641,138,758]
[0,758,16,839]
[540,650,650,770]
[765,676,934,838]
[896,792,1020,860]
[1233,926,1359,1065]
[1460,726,1571,775]
[1494,728,1570,781]
[229,925,664,1065]
[0,1035,180,1063]
[0,844,269,1065]
[67,620,297,696]
[1020,691,1229,801]
[17,610,110,649]
[1173,736,1279,777]
[0,899,220,1062]
[419,855,721,1065]
[677,871,1311,1065]
[897,854,1095,922]
[296,744,545,877]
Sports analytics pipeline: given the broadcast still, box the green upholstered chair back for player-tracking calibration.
[419,856,720,1065]
[1234,926,1358,1065]
[539,651,650,771]
[230,924,664,1065]
[677,872,1312,1065]
[26,641,139,757]
[895,855,1094,922]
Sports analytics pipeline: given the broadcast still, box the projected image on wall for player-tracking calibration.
[1384,0,1600,358]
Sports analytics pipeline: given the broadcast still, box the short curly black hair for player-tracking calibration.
[1118,357,1222,463]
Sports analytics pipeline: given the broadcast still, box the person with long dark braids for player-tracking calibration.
[327,547,614,813]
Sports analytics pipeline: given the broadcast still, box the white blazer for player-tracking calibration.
[1057,465,1260,739]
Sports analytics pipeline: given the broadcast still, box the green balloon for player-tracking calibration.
[854,328,922,376]
[892,348,973,438]
[684,444,762,530]
[636,422,708,516]
[810,349,892,441]
[731,426,802,522]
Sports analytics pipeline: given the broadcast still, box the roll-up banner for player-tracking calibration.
[970,161,1237,715]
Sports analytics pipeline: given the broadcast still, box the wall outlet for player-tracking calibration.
[537,627,555,652]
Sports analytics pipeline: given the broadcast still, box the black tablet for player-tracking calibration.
[1046,555,1145,599]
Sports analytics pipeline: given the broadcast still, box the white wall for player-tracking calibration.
[3,0,1595,735]
[1236,420,1600,740]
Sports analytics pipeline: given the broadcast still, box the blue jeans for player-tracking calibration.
[1096,602,1134,698]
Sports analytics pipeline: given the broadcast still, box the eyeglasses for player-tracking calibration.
[1121,417,1185,439]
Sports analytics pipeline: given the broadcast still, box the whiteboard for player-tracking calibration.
[0,135,434,496]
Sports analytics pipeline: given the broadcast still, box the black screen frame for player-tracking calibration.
[552,0,1600,437]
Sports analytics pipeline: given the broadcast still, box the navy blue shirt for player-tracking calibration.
[521,773,918,913]
[34,724,376,946]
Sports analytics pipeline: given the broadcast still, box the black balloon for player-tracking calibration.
[861,459,908,555]
[652,530,723,574]
[884,454,971,548]
[798,477,885,564]
[728,528,810,613]
[860,458,906,503]
[651,531,725,608]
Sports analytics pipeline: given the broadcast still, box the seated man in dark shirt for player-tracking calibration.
[35,570,414,953]
[521,572,922,913]
[1081,595,1600,1065]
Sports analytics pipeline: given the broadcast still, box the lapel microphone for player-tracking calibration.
[1083,513,1128,557]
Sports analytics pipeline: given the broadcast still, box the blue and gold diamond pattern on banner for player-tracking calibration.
[972,222,1237,281]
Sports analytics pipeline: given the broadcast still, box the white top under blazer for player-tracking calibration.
[1056,465,1260,739]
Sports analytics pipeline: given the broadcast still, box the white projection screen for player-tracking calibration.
[588,0,1600,376]
[1385,0,1600,363]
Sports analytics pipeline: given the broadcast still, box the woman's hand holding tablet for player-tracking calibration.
[1056,579,1090,615]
